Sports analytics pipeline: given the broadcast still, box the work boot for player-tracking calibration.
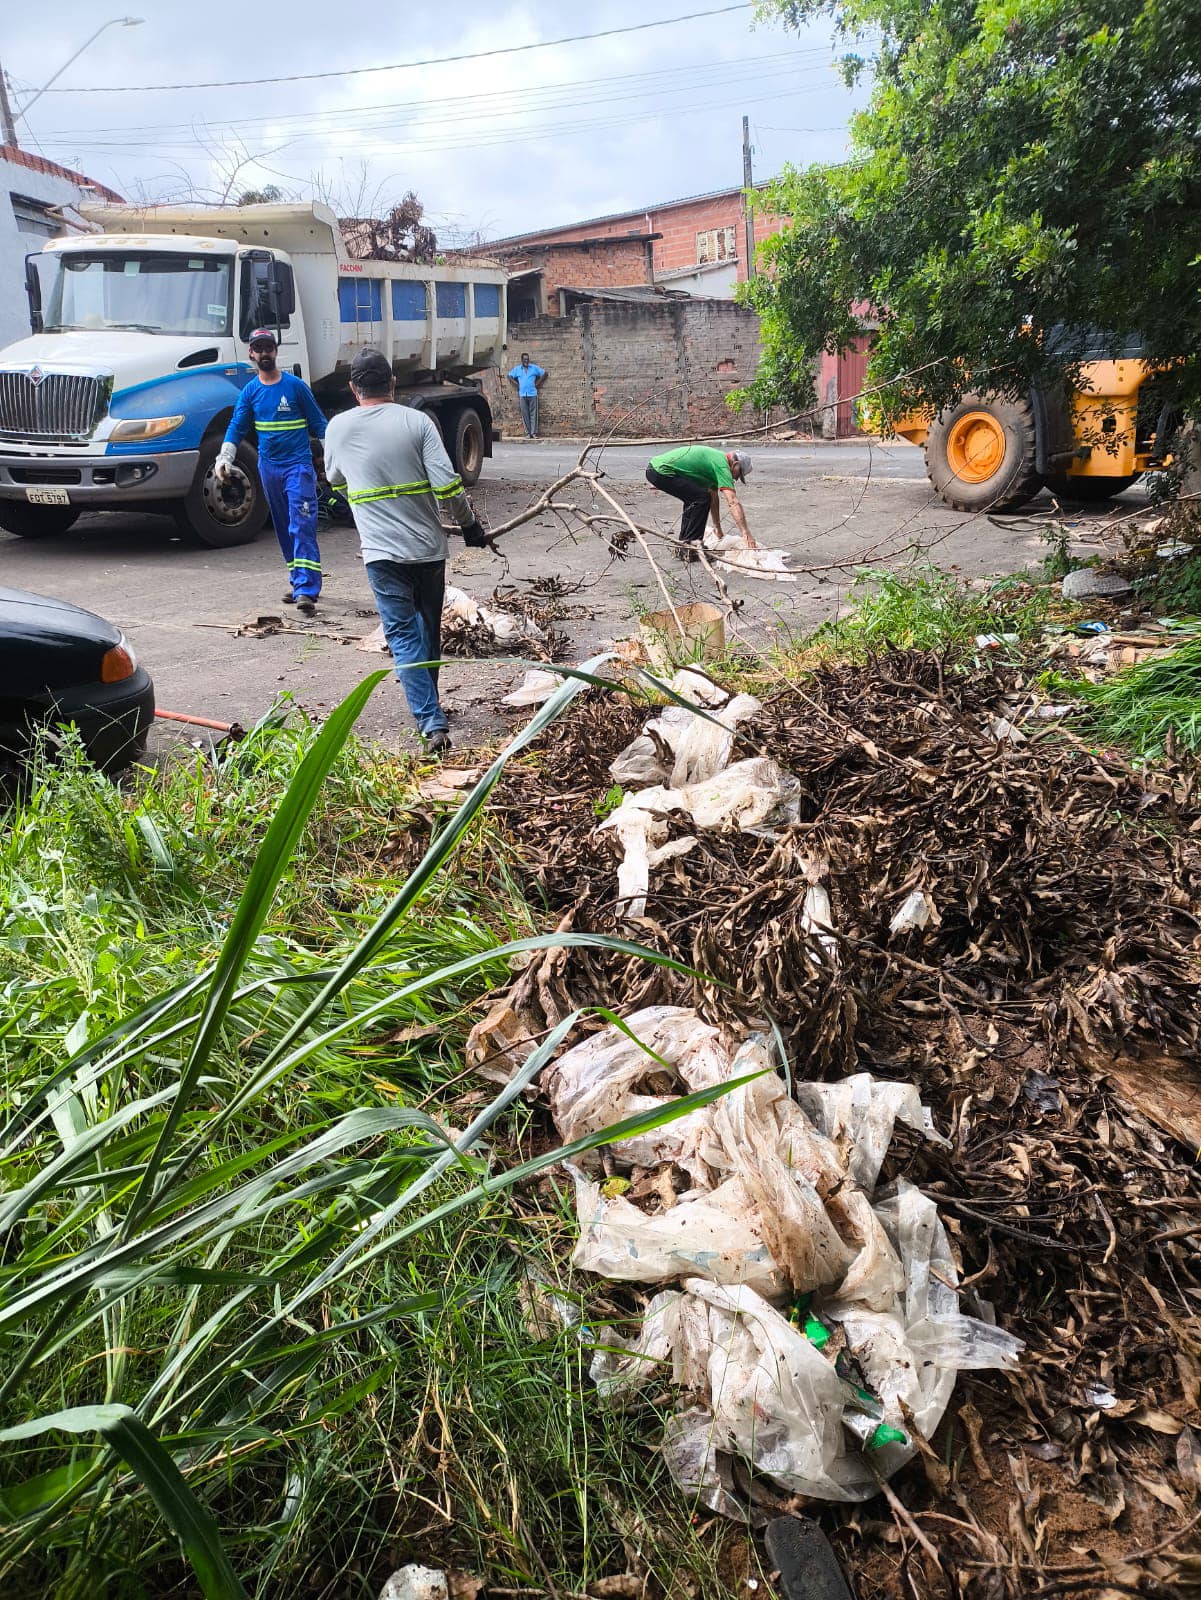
[297,598,317,617]
[676,541,701,564]
[281,592,296,605]
[425,730,452,757]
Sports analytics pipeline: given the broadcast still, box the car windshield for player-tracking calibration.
[37,251,233,337]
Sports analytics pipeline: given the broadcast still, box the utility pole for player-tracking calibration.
[741,115,756,281]
[0,66,18,148]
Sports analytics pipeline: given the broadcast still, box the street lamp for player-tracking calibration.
[12,17,144,127]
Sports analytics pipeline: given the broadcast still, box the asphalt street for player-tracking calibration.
[3,437,1139,757]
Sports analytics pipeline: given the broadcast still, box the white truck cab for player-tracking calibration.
[0,202,507,547]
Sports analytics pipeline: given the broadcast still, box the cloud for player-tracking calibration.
[7,0,864,234]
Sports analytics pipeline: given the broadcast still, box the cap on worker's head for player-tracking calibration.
[248,327,278,350]
[732,450,752,480]
[350,347,394,388]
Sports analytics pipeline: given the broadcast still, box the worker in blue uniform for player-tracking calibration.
[217,329,327,614]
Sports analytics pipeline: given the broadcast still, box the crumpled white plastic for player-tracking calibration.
[610,668,762,788]
[599,759,800,917]
[443,584,545,643]
[547,1006,1023,1514]
[704,529,798,583]
[501,668,562,708]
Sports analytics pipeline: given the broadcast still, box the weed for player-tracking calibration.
[0,670,738,1600]
[810,566,1054,659]
[1054,637,1201,759]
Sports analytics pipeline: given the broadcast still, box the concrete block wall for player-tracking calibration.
[482,297,762,438]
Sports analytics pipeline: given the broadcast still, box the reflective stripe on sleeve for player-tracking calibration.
[432,477,464,499]
[347,480,433,504]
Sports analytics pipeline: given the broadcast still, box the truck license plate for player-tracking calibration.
[25,487,70,506]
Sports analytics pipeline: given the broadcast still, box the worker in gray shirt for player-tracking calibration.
[324,348,490,753]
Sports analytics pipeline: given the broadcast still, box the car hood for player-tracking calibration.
[0,586,121,695]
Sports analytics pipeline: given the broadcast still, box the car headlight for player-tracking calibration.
[109,414,185,442]
[101,635,137,683]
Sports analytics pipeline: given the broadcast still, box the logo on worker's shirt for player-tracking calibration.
[278,398,292,412]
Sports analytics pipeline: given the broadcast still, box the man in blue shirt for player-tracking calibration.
[217,329,327,614]
[507,352,546,437]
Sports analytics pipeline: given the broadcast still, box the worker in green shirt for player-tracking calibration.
[645,445,758,558]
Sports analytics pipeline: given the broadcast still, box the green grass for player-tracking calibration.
[1055,636,1201,759]
[0,671,744,1600]
[803,564,1055,660]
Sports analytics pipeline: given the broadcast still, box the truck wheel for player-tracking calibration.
[175,438,268,548]
[451,409,486,487]
[1046,473,1140,502]
[925,393,1043,511]
[0,502,80,539]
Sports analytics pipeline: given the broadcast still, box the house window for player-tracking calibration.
[11,193,59,238]
[695,226,737,265]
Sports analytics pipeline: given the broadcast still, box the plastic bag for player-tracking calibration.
[610,668,762,788]
[549,1007,1022,1514]
[501,669,561,708]
[703,530,798,582]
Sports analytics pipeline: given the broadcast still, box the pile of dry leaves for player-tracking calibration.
[480,650,1201,1599]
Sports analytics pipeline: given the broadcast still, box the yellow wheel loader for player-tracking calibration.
[891,341,1165,511]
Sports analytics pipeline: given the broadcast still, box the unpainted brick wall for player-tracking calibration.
[491,192,783,285]
[481,297,762,438]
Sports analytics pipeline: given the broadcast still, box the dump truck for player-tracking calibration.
[890,335,1165,511]
[0,202,507,547]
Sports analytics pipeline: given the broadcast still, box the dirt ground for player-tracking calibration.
[1,437,1144,757]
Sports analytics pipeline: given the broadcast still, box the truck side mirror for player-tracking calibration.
[25,256,43,333]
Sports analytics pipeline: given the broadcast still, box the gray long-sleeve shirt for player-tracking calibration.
[323,402,473,565]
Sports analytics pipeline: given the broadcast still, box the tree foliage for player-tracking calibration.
[741,0,1201,424]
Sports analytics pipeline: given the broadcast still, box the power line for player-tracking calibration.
[33,57,833,147]
[33,47,836,140]
[40,61,830,158]
[39,82,834,164]
[41,4,756,95]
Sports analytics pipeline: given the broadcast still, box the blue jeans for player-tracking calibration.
[519,394,539,436]
[365,559,448,736]
[261,459,321,599]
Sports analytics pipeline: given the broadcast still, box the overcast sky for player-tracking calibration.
[3,2,866,243]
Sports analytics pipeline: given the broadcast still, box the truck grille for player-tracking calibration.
[0,371,108,442]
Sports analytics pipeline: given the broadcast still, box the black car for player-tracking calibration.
[0,587,155,776]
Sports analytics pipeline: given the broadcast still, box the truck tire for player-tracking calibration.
[924,393,1043,511]
[450,408,486,487]
[175,437,268,548]
[1046,473,1140,502]
[0,502,80,539]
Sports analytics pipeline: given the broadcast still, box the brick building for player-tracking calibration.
[501,233,657,321]
[485,185,781,302]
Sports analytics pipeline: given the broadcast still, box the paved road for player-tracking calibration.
[491,437,932,483]
[3,438,1137,758]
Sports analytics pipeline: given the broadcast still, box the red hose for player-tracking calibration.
[154,710,234,733]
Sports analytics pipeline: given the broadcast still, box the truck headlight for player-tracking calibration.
[109,414,185,441]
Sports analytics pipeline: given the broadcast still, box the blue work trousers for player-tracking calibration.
[261,459,322,600]
[365,559,448,736]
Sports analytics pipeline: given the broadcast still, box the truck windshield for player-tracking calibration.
[36,251,233,337]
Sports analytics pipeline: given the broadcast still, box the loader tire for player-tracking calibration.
[1046,473,1140,502]
[924,392,1043,512]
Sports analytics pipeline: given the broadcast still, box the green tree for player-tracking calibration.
[740,0,1201,425]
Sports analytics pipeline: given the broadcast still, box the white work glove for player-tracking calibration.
[213,441,237,482]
